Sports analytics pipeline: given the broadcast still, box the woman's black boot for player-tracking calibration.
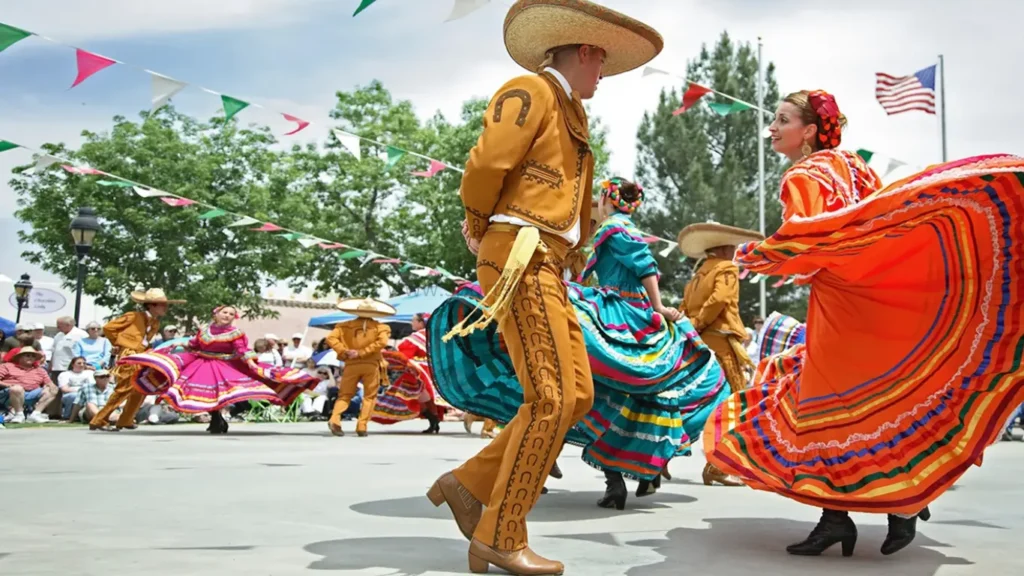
[421,410,440,434]
[881,506,929,555]
[786,509,858,557]
[636,471,662,497]
[597,469,627,510]
[207,411,228,435]
[549,461,563,479]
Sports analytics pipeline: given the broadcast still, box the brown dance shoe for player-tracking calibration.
[356,430,368,437]
[426,472,482,541]
[468,539,564,575]
[328,422,344,437]
[702,462,743,487]
[548,461,563,480]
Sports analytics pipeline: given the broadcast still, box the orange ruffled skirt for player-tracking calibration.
[704,154,1024,514]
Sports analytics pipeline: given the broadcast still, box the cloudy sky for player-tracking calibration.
[1,0,1021,286]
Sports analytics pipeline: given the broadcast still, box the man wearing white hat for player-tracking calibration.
[431,1,664,573]
[89,288,184,431]
[283,332,313,367]
[325,297,395,437]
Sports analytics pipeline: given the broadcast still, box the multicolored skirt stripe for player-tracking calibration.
[705,154,1024,514]
[757,311,806,362]
[371,350,450,424]
[429,284,728,480]
[123,351,318,413]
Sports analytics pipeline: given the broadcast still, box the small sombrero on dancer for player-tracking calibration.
[677,222,765,259]
[336,297,397,319]
[504,0,664,76]
[130,288,186,305]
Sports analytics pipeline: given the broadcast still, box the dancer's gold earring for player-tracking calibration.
[800,142,814,157]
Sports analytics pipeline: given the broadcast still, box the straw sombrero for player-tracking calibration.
[677,222,765,259]
[504,0,663,77]
[336,297,397,319]
[130,288,185,305]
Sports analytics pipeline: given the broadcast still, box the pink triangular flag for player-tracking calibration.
[160,197,196,207]
[71,49,117,89]
[318,242,344,249]
[282,113,310,136]
[372,258,401,264]
[62,165,104,175]
[643,236,660,244]
[771,276,787,288]
[412,160,446,178]
[737,268,750,280]
[251,223,283,232]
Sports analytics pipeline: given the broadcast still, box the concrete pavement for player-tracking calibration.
[0,420,1019,575]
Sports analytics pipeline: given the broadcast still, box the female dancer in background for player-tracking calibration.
[121,305,318,434]
[431,178,729,509]
[705,90,1024,556]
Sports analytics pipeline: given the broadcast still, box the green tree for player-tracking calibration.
[12,107,306,324]
[634,32,809,321]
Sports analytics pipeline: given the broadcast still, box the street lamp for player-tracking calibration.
[69,207,101,325]
[13,273,32,323]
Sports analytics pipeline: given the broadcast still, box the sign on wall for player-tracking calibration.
[7,287,68,314]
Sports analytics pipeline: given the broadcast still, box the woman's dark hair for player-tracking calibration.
[71,356,87,368]
[610,177,642,203]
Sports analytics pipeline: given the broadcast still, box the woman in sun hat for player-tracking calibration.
[89,287,183,432]
[703,89,1024,557]
[119,305,318,434]
[427,1,664,572]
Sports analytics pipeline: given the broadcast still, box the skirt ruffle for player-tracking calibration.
[122,351,318,413]
[429,284,728,481]
[371,350,448,425]
[705,154,1024,514]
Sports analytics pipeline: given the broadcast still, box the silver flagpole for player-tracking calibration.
[757,36,767,318]
[938,54,948,162]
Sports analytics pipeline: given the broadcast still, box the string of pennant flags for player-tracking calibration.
[0,138,469,282]
[641,66,923,177]
[354,0,494,20]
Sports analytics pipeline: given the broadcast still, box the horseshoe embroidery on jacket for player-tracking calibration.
[493,89,532,127]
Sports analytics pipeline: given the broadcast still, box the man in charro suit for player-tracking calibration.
[425,1,663,573]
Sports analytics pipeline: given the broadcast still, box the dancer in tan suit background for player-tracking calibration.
[326,297,395,437]
[426,1,663,573]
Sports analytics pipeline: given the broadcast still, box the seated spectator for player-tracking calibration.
[300,366,337,418]
[284,333,313,367]
[70,369,117,424]
[33,323,54,364]
[152,325,179,348]
[73,322,112,370]
[50,316,87,383]
[254,338,276,365]
[1,324,42,357]
[0,347,59,423]
[58,357,94,420]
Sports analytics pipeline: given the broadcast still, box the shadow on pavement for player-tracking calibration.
[351,490,697,523]
[623,517,973,576]
[304,536,467,574]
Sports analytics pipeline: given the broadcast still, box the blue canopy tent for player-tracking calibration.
[307,287,453,329]
[0,317,15,337]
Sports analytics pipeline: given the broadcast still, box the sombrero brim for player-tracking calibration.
[129,291,186,305]
[677,223,765,259]
[336,298,397,318]
[504,0,663,77]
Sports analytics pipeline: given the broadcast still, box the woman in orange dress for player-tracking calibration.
[704,90,1024,557]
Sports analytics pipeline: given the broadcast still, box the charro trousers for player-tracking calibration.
[451,228,594,552]
[90,367,146,428]
[329,362,381,432]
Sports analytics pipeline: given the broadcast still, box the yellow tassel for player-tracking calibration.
[443,227,545,342]
[727,336,756,370]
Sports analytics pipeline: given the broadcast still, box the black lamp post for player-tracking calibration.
[13,273,32,323]
[69,207,101,326]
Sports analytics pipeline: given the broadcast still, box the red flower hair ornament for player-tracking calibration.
[807,90,843,150]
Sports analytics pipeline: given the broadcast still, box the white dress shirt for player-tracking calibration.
[51,327,88,371]
[488,67,582,246]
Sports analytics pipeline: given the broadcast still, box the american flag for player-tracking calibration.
[875,64,937,115]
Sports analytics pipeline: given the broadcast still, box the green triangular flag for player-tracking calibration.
[198,208,228,220]
[399,263,414,273]
[856,149,874,163]
[386,146,405,167]
[221,95,249,121]
[353,0,377,16]
[708,101,751,116]
[279,232,302,240]
[0,24,31,54]
[338,249,366,260]
[96,180,134,187]
[0,140,19,153]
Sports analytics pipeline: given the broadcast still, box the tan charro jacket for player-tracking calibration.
[104,311,161,355]
[460,72,594,248]
[325,318,391,367]
[680,257,747,337]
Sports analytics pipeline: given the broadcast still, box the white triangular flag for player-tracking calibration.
[132,186,171,198]
[883,158,905,177]
[297,237,320,249]
[658,241,678,258]
[411,267,433,277]
[445,0,490,21]
[749,273,764,284]
[332,129,362,160]
[24,154,60,174]
[149,72,188,113]
[642,67,669,77]
[359,253,377,267]
[227,216,259,228]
